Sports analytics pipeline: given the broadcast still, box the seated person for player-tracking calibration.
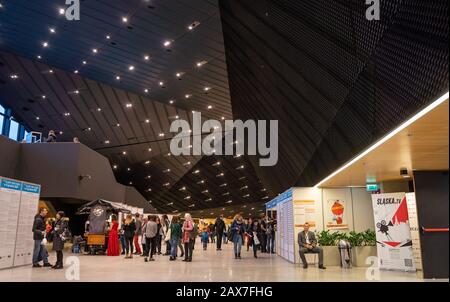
[298,223,326,270]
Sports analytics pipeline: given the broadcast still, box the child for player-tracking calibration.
[201,229,209,250]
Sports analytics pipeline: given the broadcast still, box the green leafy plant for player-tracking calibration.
[348,231,364,247]
[361,229,376,246]
[317,230,345,246]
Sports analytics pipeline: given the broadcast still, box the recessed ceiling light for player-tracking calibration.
[96,108,102,112]
[204,87,211,92]
[48,69,54,74]
[82,60,87,65]
[122,17,128,23]
[145,119,150,123]
[36,55,42,59]
[63,112,70,117]
[144,55,150,61]
[144,89,149,93]
[42,42,49,48]
[92,48,98,54]
[185,94,192,99]
[148,148,152,152]
[169,100,175,104]
[49,28,56,34]
[105,140,110,144]
[74,90,80,94]
[116,123,120,127]
[106,35,111,40]
[159,81,164,86]
[10,74,19,79]
[207,105,213,110]
[163,40,172,47]
[74,70,79,74]
[36,116,40,120]
[159,133,165,137]
[116,76,121,80]
[221,117,225,120]
[125,103,132,108]
[58,8,65,15]
[128,65,135,71]
[145,161,150,165]
[41,95,46,99]
[196,60,207,67]
[122,151,127,155]
[113,165,118,169]
[188,21,200,31]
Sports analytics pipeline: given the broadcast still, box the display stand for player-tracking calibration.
[0,177,40,269]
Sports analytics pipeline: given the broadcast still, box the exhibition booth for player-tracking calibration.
[267,187,422,273]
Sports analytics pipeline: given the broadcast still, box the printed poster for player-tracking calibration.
[405,193,423,270]
[372,193,416,272]
[325,199,349,230]
[293,200,316,228]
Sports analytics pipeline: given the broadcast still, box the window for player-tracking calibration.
[9,120,19,140]
[0,114,3,134]
[0,104,4,114]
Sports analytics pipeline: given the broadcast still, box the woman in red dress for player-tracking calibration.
[107,215,120,256]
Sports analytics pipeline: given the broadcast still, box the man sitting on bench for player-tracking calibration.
[298,223,326,270]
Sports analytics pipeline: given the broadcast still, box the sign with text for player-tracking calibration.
[372,193,416,272]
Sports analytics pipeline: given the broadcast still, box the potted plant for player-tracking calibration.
[316,230,342,266]
[350,230,377,267]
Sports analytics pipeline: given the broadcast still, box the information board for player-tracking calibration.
[14,182,41,266]
[0,177,40,269]
[0,178,22,269]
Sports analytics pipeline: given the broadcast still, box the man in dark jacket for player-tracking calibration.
[214,215,226,251]
[32,208,52,267]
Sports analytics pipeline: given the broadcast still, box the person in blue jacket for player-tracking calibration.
[231,214,246,259]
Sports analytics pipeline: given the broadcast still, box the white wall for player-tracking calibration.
[291,187,375,233]
[351,188,375,232]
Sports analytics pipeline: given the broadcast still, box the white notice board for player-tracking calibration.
[0,178,22,269]
[0,177,40,269]
[14,182,41,267]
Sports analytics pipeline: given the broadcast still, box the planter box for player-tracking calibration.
[322,246,341,267]
[352,246,377,267]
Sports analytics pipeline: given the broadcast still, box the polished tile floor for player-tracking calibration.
[0,241,434,282]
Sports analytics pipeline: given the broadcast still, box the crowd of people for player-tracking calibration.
[32,209,280,269]
[32,208,69,269]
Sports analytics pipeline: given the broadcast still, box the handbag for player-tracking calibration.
[165,227,171,242]
[253,232,260,245]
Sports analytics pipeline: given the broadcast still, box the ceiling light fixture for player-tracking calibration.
[82,60,87,65]
[125,103,132,108]
[196,60,207,67]
[37,55,42,59]
[49,28,56,34]
[314,91,450,188]
[116,75,121,80]
[92,48,98,54]
[122,17,128,23]
[163,40,172,47]
[74,70,79,74]
[144,55,150,61]
[58,8,65,15]
[128,65,135,71]
[106,35,111,40]
[42,42,49,48]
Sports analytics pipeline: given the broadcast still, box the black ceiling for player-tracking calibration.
[0,0,448,217]
[219,0,449,193]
